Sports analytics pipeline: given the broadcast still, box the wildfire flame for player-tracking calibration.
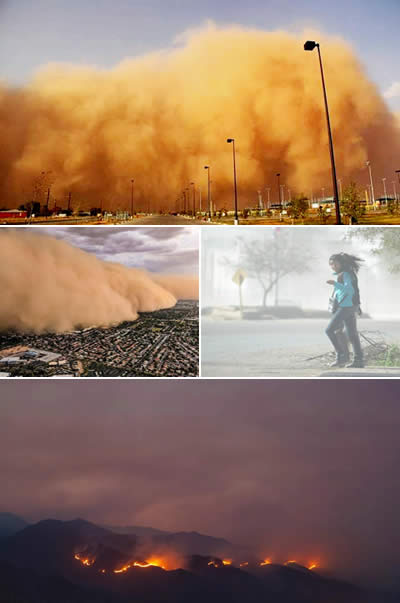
[240,562,249,567]
[285,560,297,565]
[208,560,220,568]
[74,553,94,567]
[114,558,166,573]
[259,559,271,566]
[222,559,232,566]
[308,563,318,570]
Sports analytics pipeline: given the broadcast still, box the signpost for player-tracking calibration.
[232,269,247,317]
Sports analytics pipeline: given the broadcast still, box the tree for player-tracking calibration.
[286,194,309,222]
[317,204,330,224]
[350,227,400,272]
[223,229,310,308]
[341,182,365,223]
[386,198,398,215]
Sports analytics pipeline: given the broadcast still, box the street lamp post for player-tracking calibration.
[204,166,211,220]
[130,179,134,217]
[396,170,400,200]
[280,184,285,206]
[382,177,388,204]
[366,161,375,207]
[338,178,343,202]
[304,40,341,224]
[227,138,239,225]
[276,173,282,208]
[392,181,397,203]
[190,182,196,218]
[186,188,190,215]
[265,187,271,209]
[46,187,51,214]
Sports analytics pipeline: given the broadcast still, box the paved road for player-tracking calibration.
[2,215,214,226]
[126,215,212,225]
[201,317,400,377]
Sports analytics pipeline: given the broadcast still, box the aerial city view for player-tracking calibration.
[0,227,199,377]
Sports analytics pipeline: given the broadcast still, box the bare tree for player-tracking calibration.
[223,229,310,308]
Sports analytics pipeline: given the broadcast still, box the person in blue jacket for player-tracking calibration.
[326,252,364,368]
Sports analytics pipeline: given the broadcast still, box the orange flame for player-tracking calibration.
[114,558,166,573]
[285,560,297,565]
[208,560,220,568]
[240,561,249,567]
[222,559,232,566]
[308,563,318,570]
[74,553,94,567]
[260,559,271,566]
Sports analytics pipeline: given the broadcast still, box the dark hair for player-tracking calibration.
[329,252,364,274]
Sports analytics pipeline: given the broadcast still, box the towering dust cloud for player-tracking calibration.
[1,24,399,210]
[0,231,198,333]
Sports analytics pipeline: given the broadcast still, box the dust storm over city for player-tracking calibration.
[0,230,198,332]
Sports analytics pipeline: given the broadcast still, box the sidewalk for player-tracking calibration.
[201,343,400,378]
[319,367,400,378]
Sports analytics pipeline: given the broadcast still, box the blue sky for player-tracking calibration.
[0,0,399,110]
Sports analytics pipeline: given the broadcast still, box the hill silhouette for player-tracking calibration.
[0,516,394,603]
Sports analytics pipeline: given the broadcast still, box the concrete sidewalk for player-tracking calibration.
[319,367,400,378]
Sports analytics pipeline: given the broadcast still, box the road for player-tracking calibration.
[1,215,214,226]
[201,317,400,377]
[127,214,212,225]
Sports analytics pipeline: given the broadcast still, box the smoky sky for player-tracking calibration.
[1,379,400,588]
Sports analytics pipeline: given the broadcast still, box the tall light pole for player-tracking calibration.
[186,187,190,215]
[366,160,375,206]
[338,178,343,202]
[190,181,196,218]
[392,181,397,202]
[204,166,211,220]
[276,173,282,208]
[227,138,239,225]
[304,40,341,224]
[382,177,388,204]
[265,187,271,209]
[396,170,400,199]
[130,179,134,217]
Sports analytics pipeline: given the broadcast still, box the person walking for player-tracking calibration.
[326,252,364,368]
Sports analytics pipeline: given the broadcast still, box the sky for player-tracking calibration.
[0,0,399,112]
[31,226,199,273]
[1,379,400,588]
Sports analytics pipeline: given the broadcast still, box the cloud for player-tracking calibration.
[32,226,199,273]
[384,81,400,99]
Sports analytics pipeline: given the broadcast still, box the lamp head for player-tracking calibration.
[304,40,317,51]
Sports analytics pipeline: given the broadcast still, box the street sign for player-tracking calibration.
[232,268,247,286]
